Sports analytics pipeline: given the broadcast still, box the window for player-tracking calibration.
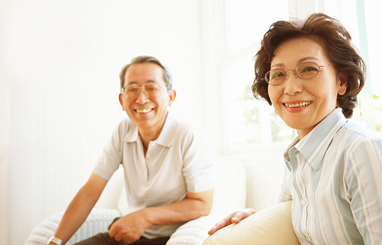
[321,0,382,133]
[358,0,382,133]
[220,0,294,152]
[203,0,381,154]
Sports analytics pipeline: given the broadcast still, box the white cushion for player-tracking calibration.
[211,157,247,214]
[203,201,300,245]
[167,157,247,245]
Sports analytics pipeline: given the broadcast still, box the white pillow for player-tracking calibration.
[211,157,247,214]
[203,201,300,245]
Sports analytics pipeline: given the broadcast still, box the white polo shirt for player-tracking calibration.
[93,113,217,238]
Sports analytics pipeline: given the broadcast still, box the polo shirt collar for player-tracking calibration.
[155,113,175,147]
[124,122,139,142]
[123,111,174,148]
[284,108,348,171]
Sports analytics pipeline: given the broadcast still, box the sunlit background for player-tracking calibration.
[1,0,380,244]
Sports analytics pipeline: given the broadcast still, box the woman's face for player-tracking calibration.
[268,37,347,139]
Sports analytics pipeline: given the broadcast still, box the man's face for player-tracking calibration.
[119,62,176,134]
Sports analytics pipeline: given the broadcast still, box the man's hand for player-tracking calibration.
[207,208,257,235]
[109,210,151,244]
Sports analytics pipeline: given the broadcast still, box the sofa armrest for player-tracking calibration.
[203,201,299,245]
[26,208,121,245]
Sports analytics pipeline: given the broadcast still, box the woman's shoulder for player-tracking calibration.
[341,120,381,141]
[339,120,382,155]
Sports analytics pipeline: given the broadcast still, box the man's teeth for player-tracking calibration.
[136,108,153,113]
[285,101,312,108]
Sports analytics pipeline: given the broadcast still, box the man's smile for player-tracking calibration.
[135,108,154,113]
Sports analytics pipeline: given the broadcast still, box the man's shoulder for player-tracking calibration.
[117,117,134,127]
[167,115,206,135]
[158,115,213,148]
[113,117,138,138]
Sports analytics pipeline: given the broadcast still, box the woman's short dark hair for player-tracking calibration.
[252,13,366,118]
[119,55,173,89]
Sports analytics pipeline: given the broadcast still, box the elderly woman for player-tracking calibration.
[209,13,382,244]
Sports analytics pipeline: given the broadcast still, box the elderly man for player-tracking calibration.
[48,56,216,245]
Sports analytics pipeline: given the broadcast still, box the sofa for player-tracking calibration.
[26,156,248,245]
[202,200,299,245]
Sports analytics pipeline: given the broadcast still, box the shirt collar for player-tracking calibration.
[155,114,175,147]
[123,111,174,148]
[284,108,348,171]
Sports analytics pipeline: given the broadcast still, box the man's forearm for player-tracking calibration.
[50,174,107,244]
[109,189,214,242]
[144,189,214,227]
[51,189,97,243]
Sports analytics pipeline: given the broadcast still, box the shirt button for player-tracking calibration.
[305,235,312,242]
[147,154,150,158]
[301,199,307,206]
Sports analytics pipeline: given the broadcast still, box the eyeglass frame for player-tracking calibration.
[262,62,333,86]
[120,83,169,101]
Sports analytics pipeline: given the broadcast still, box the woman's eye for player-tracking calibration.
[272,72,285,79]
[302,66,318,72]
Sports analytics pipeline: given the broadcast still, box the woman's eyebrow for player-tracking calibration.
[271,57,320,69]
[298,57,319,63]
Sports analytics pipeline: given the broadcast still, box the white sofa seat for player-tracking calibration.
[26,156,246,245]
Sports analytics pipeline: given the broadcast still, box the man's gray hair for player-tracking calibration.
[119,55,173,89]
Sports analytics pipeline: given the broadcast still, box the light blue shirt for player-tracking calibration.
[279,108,382,244]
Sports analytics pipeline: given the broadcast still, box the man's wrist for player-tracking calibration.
[47,236,64,245]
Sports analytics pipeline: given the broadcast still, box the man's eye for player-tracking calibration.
[145,86,158,92]
[127,87,139,92]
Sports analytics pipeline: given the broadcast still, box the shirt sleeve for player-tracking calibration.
[180,122,217,193]
[92,121,125,180]
[346,137,382,244]
[278,165,293,202]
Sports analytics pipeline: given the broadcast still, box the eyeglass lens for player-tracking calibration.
[266,62,321,85]
[123,84,164,100]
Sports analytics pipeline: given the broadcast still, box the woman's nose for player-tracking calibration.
[283,71,303,95]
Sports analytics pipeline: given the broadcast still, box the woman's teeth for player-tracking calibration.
[285,101,312,108]
[136,108,153,113]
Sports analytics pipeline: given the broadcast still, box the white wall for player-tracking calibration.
[1,0,205,244]
[2,1,355,244]
[0,1,12,243]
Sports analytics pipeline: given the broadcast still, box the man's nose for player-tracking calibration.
[135,88,149,103]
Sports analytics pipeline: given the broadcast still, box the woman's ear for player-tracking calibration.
[338,74,348,96]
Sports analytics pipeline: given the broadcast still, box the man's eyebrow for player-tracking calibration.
[126,80,157,85]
